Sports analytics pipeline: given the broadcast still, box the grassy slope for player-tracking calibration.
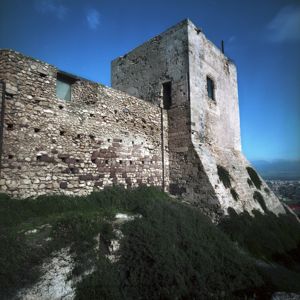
[0,187,300,299]
[219,207,300,295]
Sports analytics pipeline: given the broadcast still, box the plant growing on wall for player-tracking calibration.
[217,165,231,189]
[230,188,239,201]
[253,191,267,212]
[247,178,254,187]
[246,167,262,190]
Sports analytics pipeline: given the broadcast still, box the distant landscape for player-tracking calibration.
[251,160,300,181]
[251,160,300,215]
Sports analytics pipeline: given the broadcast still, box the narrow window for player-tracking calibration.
[207,77,215,100]
[56,73,75,101]
[162,81,172,109]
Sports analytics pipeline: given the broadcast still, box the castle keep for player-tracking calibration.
[0,19,284,219]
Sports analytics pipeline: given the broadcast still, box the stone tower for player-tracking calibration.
[111,19,284,219]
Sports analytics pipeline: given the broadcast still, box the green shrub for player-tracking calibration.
[230,188,239,201]
[0,189,123,298]
[247,178,253,187]
[253,191,267,212]
[116,198,262,299]
[0,228,46,299]
[219,208,300,265]
[219,208,300,294]
[257,262,300,294]
[3,187,300,299]
[246,167,262,190]
[217,165,232,188]
[76,258,122,300]
[51,212,115,277]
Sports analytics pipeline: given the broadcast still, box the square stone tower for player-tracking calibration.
[112,19,284,219]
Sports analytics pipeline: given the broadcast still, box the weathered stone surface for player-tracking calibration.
[0,19,285,220]
[17,247,75,300]
[0,48,165,200]
[111,19,285,219]
[5,82,18,95]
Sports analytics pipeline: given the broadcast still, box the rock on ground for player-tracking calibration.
[17,247,74,300]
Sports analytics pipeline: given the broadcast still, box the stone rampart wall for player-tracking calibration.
[0,49,168,198]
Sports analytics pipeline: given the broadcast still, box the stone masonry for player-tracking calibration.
[111,19,285,218]
[0,50,168,198]
[0,19,285,219]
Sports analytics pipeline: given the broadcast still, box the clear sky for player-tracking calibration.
[0,0,299,161]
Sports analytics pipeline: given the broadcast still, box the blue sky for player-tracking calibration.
[0,0,299,161]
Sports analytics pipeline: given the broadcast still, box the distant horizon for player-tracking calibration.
[247,154,300,162]
[1,0,299,161]
[251,159,300,181]
[251,158,300,162]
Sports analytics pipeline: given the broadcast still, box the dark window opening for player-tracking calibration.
[60,130,65,136]
[8,154,13,159]
[163,81,172,109]
[61,157,67,163]
[7,124,14,130]
[34,128,40,133]
[207,77,215,100]
[56,72,76,101]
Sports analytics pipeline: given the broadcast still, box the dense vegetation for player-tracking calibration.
[219,207,300,295]
[219,207,300,267]
[1,187,300,299]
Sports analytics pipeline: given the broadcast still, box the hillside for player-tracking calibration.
[0,187,300,299]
